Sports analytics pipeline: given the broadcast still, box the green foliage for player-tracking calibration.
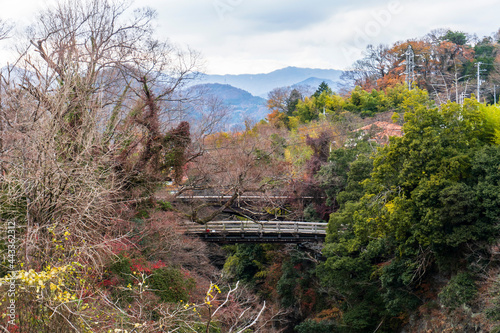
[379,258,421,315]
[442,30,468,45]
[473,37,497,77]
[319,224,390,330]
[222,254,241,278]
[277,250,318,314]
[303,204,322,222]
[486,274,500,321]
[109,255,133,284]
[313,82,333,98]
[287,89,302,116]
[149,267,195,303]
[222,244,267,283]
[161,121,191,183]
[254,148,272,164]
[270,82,429,127]
[294,319,336,333]
[439,272,477,309]
[344,87,391,117]
[366,99,500,256]
[318,97,500,331]
[317,137,374,209]
[270,133,287,158]
[482,104,500,144]
[294,97,320,123]
[108,255,134,304]
[157,200,174,211]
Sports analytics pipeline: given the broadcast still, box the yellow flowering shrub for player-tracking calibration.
[0,262,92,332]
[2,265,78,302]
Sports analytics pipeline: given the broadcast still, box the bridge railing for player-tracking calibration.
[183,221,328,235]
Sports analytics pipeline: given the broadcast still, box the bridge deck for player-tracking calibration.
[184,221,328,243]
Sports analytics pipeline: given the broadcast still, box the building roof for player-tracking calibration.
[355,121,403,145]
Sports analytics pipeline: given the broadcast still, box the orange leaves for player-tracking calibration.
[356,37,477,94]
[267,108,286,125]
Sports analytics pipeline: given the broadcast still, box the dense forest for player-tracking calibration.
[1,1,500,332]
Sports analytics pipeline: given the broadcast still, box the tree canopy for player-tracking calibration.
[318,95,500,331]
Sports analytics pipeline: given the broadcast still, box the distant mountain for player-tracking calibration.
[195,66,343,97]
[189,83,268,127]
[184,67,347,127]
[292,77,341,91]
[195,83,265,106]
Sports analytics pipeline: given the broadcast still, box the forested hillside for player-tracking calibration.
[347,29,500,104]
[1,1,500,332]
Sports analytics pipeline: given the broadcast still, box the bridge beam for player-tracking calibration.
[193,232,324,244]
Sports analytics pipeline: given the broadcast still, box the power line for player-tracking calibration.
[406,45,415,90]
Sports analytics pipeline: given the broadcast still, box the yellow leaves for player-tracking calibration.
[481,104,500,144]
[385,201,396,214]
[391,112,400,123]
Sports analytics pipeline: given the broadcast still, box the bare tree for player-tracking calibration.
[172,123,293,224]
[0,0,212,330]
[0,18,12,40]
[343,44,393,89]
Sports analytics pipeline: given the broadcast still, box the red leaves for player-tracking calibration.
[130,259,167,275]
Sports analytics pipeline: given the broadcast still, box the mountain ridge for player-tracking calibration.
[195,66,344,97]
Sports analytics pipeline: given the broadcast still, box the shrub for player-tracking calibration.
[294,319,336,333]
[439,272,477,309]
[149,267,195,303]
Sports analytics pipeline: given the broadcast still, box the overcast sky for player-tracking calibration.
[1,0,499,74]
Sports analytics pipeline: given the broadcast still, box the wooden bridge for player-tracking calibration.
[183,221,328,243]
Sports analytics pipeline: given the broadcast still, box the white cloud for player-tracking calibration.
[0,0,498,74]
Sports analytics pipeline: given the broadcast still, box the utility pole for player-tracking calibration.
[476,62,483,102]
[459,91,466,105]
[494,84,497,105]
[406,44,415,90]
